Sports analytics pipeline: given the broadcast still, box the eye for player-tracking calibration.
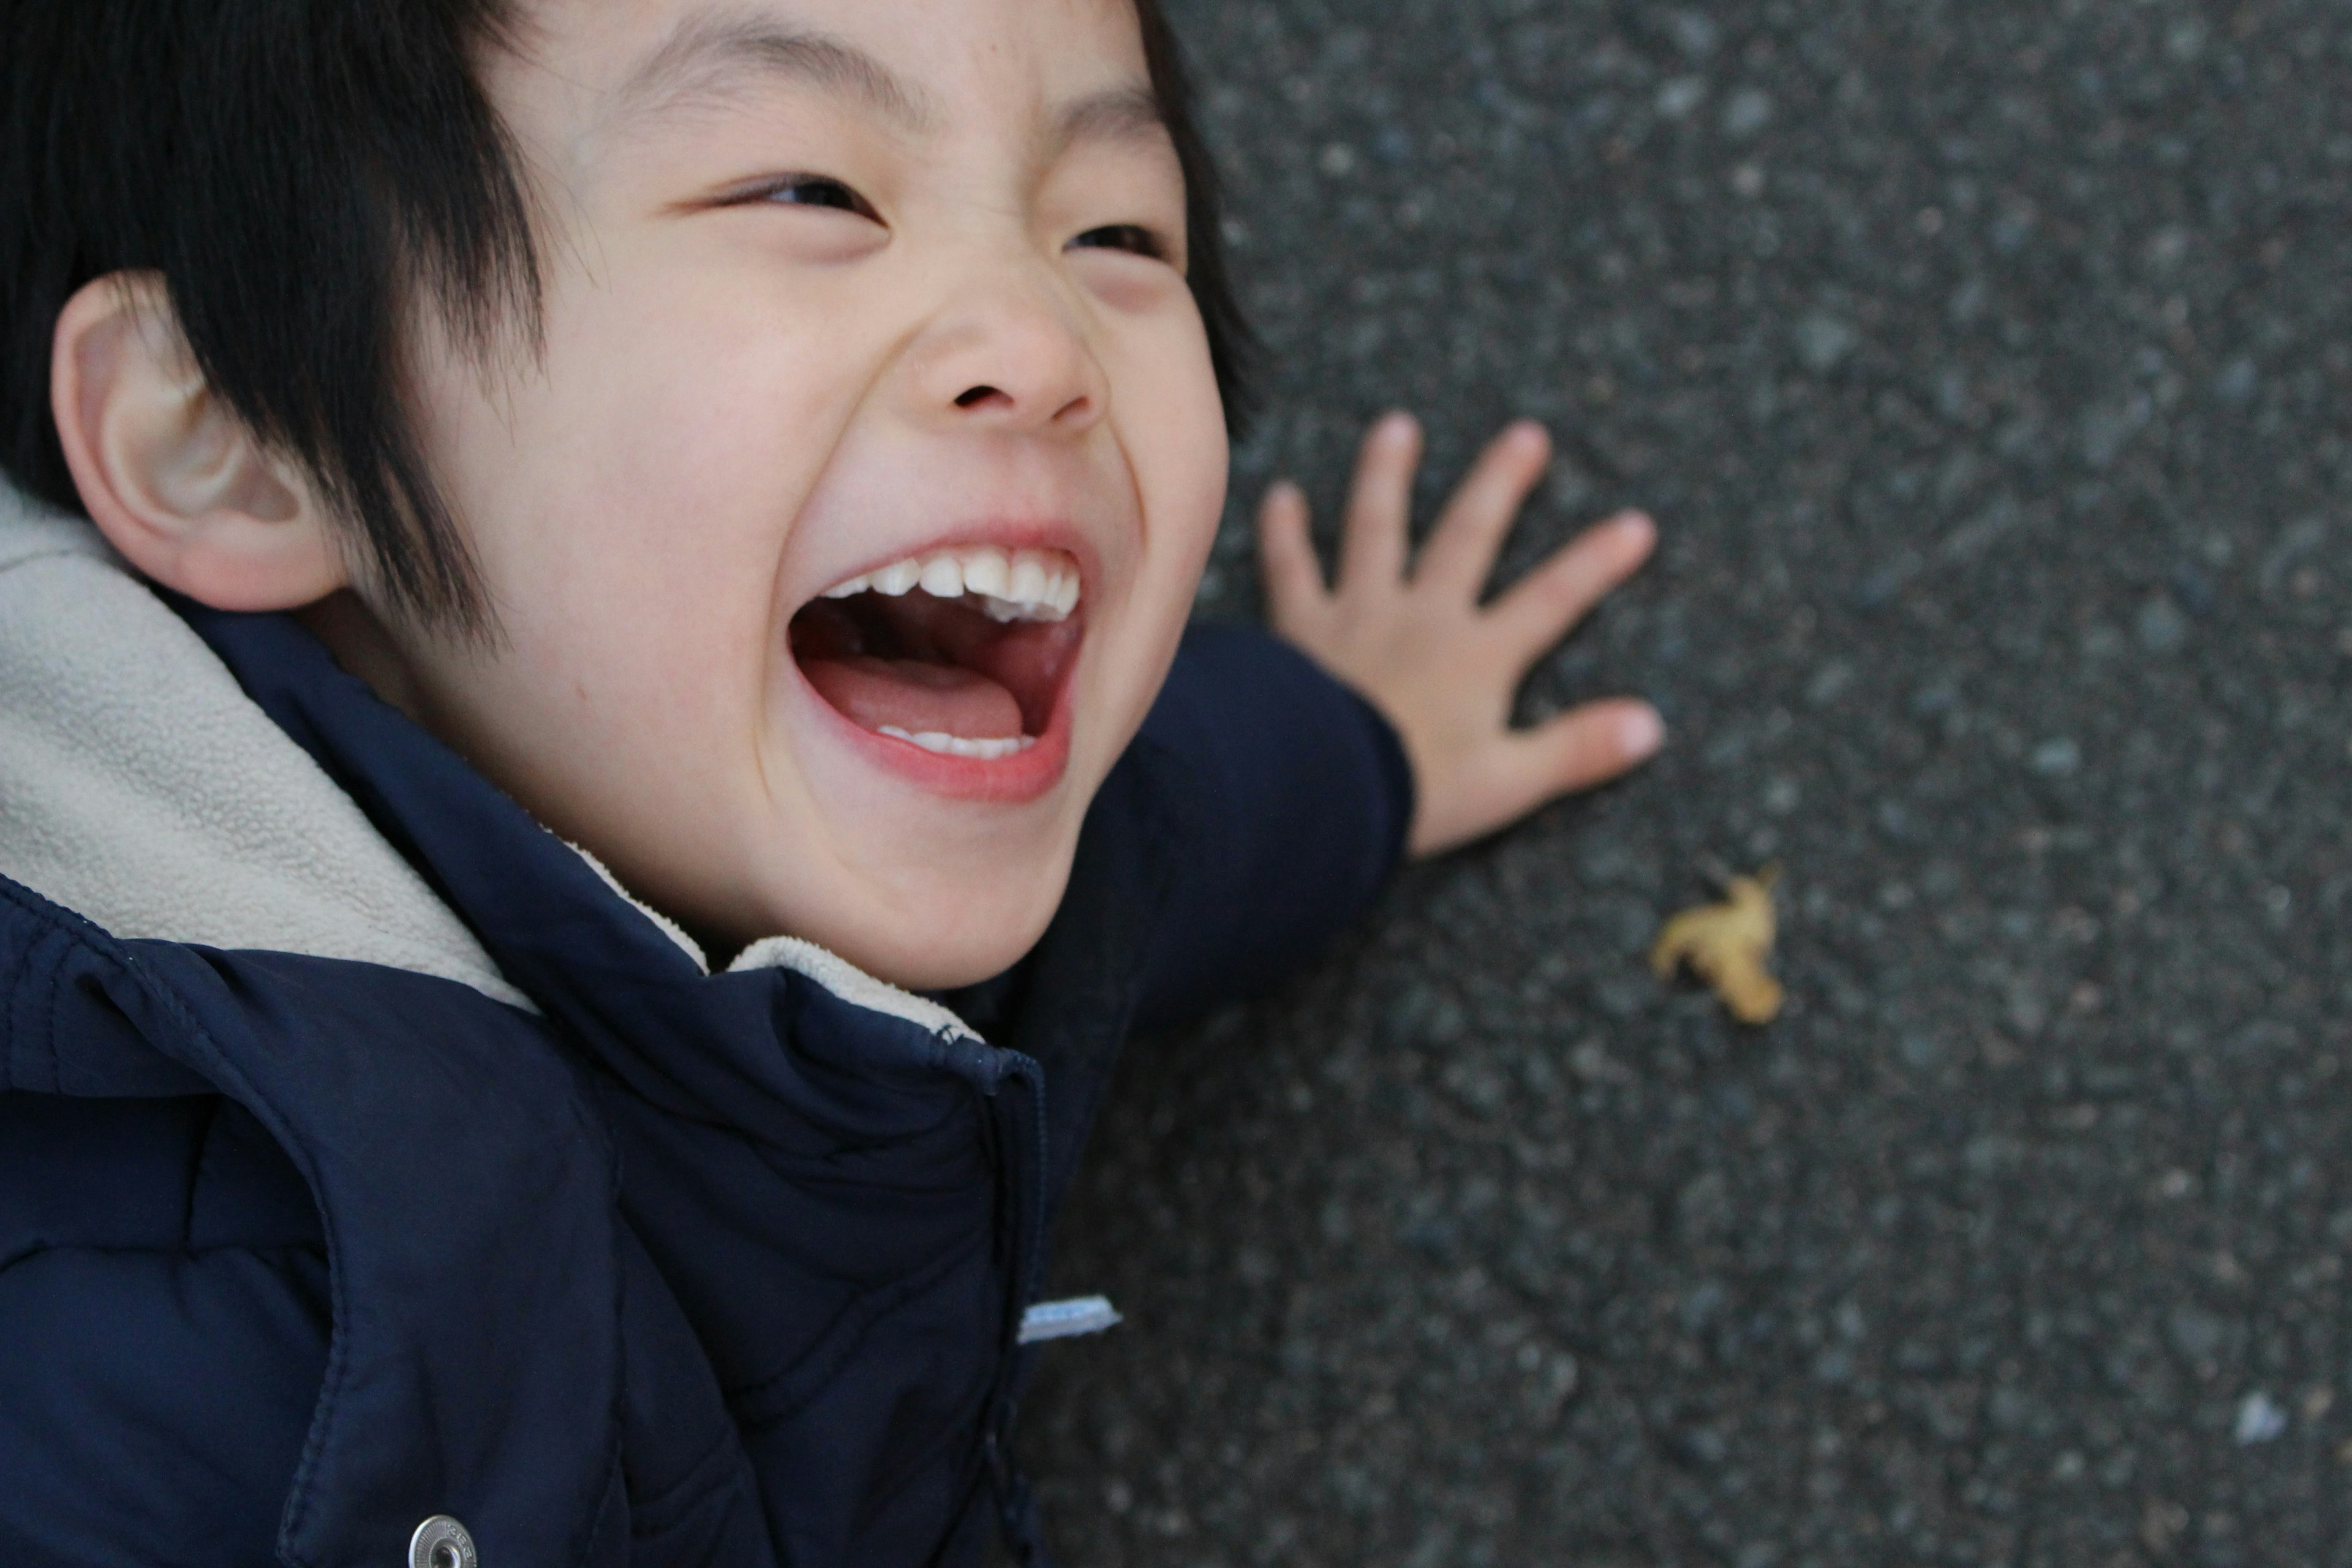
[750,175,880,221]
[1069,223,1169,262]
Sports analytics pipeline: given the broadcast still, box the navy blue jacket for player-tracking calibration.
[0,609,1410,1568]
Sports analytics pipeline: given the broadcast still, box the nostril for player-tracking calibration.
[955,385,1002,409]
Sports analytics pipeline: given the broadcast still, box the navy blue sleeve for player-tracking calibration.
[1128,622,1414,1033]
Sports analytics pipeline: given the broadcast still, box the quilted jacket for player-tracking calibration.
[0,502,1411,1568]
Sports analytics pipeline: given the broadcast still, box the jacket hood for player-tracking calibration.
[0,481,528,1008]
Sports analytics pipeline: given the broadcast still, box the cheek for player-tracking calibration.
[1112,311,1229,560]
[1128,332,1229,608]
[1089,327,1226,738]
[420,286,863,688]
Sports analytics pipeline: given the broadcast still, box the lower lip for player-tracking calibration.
[797,649,1078,804]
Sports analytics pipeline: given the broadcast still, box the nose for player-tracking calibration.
[904,263,1109,437]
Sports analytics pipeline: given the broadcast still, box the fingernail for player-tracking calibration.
[1613,510,1655,535]
[1619,705,1666,758]
[1267,478,1302,505]
[1379,411,1419,441]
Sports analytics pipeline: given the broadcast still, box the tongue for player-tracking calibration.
[802,655,1026,740]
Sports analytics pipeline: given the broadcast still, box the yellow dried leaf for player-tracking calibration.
[1650,865,1784,1025]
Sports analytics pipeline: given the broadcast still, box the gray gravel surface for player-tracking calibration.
[1017,3,2352,1564]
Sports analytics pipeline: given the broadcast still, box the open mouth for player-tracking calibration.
[788,545,1083,766]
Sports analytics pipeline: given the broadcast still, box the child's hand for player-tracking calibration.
[1257,412,1664,858]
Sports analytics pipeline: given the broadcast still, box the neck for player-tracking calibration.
[297,590,430,724]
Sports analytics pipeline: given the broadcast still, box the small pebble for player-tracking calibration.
[2237,1392,2289,1446]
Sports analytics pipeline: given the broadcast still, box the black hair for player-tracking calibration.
[0,0,1252,631]
[1134,0,1256,440]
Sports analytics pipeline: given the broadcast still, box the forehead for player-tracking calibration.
[510,0,1153,143]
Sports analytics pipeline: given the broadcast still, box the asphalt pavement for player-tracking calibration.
[1017,4,2352,1564]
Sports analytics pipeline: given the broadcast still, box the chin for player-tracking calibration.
[829,897,1063,993]
[726,824,1077,994]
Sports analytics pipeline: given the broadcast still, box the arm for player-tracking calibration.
[1129,620,1415,1033]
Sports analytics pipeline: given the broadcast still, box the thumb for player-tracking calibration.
[1513,698,1665,802]
[1417,699,1664,856]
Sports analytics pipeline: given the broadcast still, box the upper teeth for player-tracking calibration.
[821,546,1081,622]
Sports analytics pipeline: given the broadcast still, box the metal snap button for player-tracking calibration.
[409,1515,478,1568]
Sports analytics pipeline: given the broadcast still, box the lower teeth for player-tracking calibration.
[876,726,1037,760]
[979,595,1058,624]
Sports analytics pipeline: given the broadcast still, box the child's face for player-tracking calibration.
[383,0,1226,987]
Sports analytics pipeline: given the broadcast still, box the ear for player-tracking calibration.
[50,272,349,610]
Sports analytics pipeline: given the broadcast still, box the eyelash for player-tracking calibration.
[753,175,880,220]
[1070,224,1167,261]
[742,178,1169,263]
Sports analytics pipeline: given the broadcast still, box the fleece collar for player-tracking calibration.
[0,490,527,1007]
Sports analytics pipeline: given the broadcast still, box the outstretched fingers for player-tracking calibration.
[1414,420,1553,598]
[1487,510,1657,660]
[1336,412,1422,592]
[1253,409,1668,858]
[1256,480,1328,628]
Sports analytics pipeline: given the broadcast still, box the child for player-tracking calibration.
[0,2,1661,1564]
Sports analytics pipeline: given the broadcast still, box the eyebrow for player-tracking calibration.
[605,12,1168,156]
[1048,85,1167,154]
[609,15,942,135]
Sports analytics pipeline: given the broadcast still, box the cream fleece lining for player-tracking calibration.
[567,840,981,1042]
[0,492,532,1008]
